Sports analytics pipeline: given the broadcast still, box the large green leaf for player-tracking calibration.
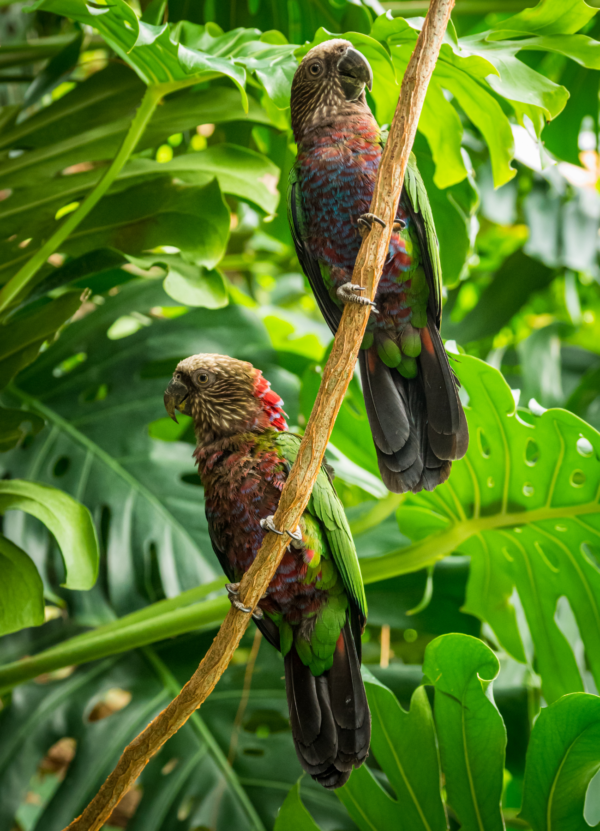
[366,5,600,188]
[0,535,44,637]
[0,479,99,592]
[0,477,99,638]
[339,669,447,831]
[28,0,245,101]
[492,0,598,37]
[274,780,321,831]
[520,693,600,831]
[0,291,82,392]
[442,251,555,344]
[0,64,272,184]
[0,178,231,289]
[360,354,600,704]
[0,145,280,240]
[424,634,505,831]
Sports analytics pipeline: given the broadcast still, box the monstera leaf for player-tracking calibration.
[274,635,600,831]
[362,352,600,704]
[0,479,99,637]
[520,692,600,830]
[0,629,352,831]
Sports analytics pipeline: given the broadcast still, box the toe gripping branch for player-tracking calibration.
[357,212,386,234]
[227,517,304,620]
[260,515,303,546]
[226,582,265,620]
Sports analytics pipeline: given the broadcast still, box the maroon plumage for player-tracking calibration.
[164,354,370,788]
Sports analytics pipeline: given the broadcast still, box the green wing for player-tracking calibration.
[274,432,367,623]
[404,153,443,325]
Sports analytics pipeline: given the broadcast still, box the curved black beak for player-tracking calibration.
[164,377,189,423]
[337,46,373,99]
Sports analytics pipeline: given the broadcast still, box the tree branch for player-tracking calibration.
[63,2,455,827]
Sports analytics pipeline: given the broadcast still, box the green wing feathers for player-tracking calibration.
[405,153,443,320]
[274,432,367,624]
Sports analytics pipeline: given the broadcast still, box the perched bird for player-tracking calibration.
[164,353,370,789]
[288,39,468,493]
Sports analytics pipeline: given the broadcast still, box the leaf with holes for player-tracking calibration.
[361,353,600,704]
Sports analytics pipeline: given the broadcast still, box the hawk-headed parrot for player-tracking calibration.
[164,354,370,789]
[288,39,469,492]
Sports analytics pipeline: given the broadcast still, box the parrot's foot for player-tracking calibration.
[260,516,284,535]
[336,283,378,313]
[358,212,386,237]
[226,582,264,619]
[288,525,304,549]
[260,515,303,544]
[393,219,407,232]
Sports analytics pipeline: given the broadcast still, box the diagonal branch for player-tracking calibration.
[63,2,455,828]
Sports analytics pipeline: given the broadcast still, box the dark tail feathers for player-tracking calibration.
[285,620,370,789]
[359,314,469,494]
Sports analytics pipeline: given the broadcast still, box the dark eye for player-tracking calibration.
[309,62,322,76]
[195,371,209,386]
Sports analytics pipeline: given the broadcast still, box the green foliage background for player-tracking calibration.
[2,0,600,829]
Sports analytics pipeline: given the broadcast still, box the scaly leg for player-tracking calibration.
[336,283,378,313]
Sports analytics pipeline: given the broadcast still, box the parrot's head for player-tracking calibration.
[164,353,287,443]
[290,38,373,139]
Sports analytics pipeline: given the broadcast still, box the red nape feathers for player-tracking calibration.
[253,371,288,432]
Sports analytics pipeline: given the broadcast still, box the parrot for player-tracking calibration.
[288,39,469,493]
[164,353,370,789]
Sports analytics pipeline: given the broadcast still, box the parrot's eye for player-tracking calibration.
[308,62,322,77]
[194,371,210,386]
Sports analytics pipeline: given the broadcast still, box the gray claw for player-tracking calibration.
[226,582,263,618]
[287,525,304,550]
[336,283,379,314]
[260,515,284,535]
[226,582,251,613]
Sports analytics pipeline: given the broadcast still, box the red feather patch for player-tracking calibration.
[253,371,288,432]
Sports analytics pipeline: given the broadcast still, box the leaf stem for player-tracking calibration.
[0,84,162,314]
[0,592,230,694]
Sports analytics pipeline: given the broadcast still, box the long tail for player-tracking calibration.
[284,619,370,789]
[359,314,469,493]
